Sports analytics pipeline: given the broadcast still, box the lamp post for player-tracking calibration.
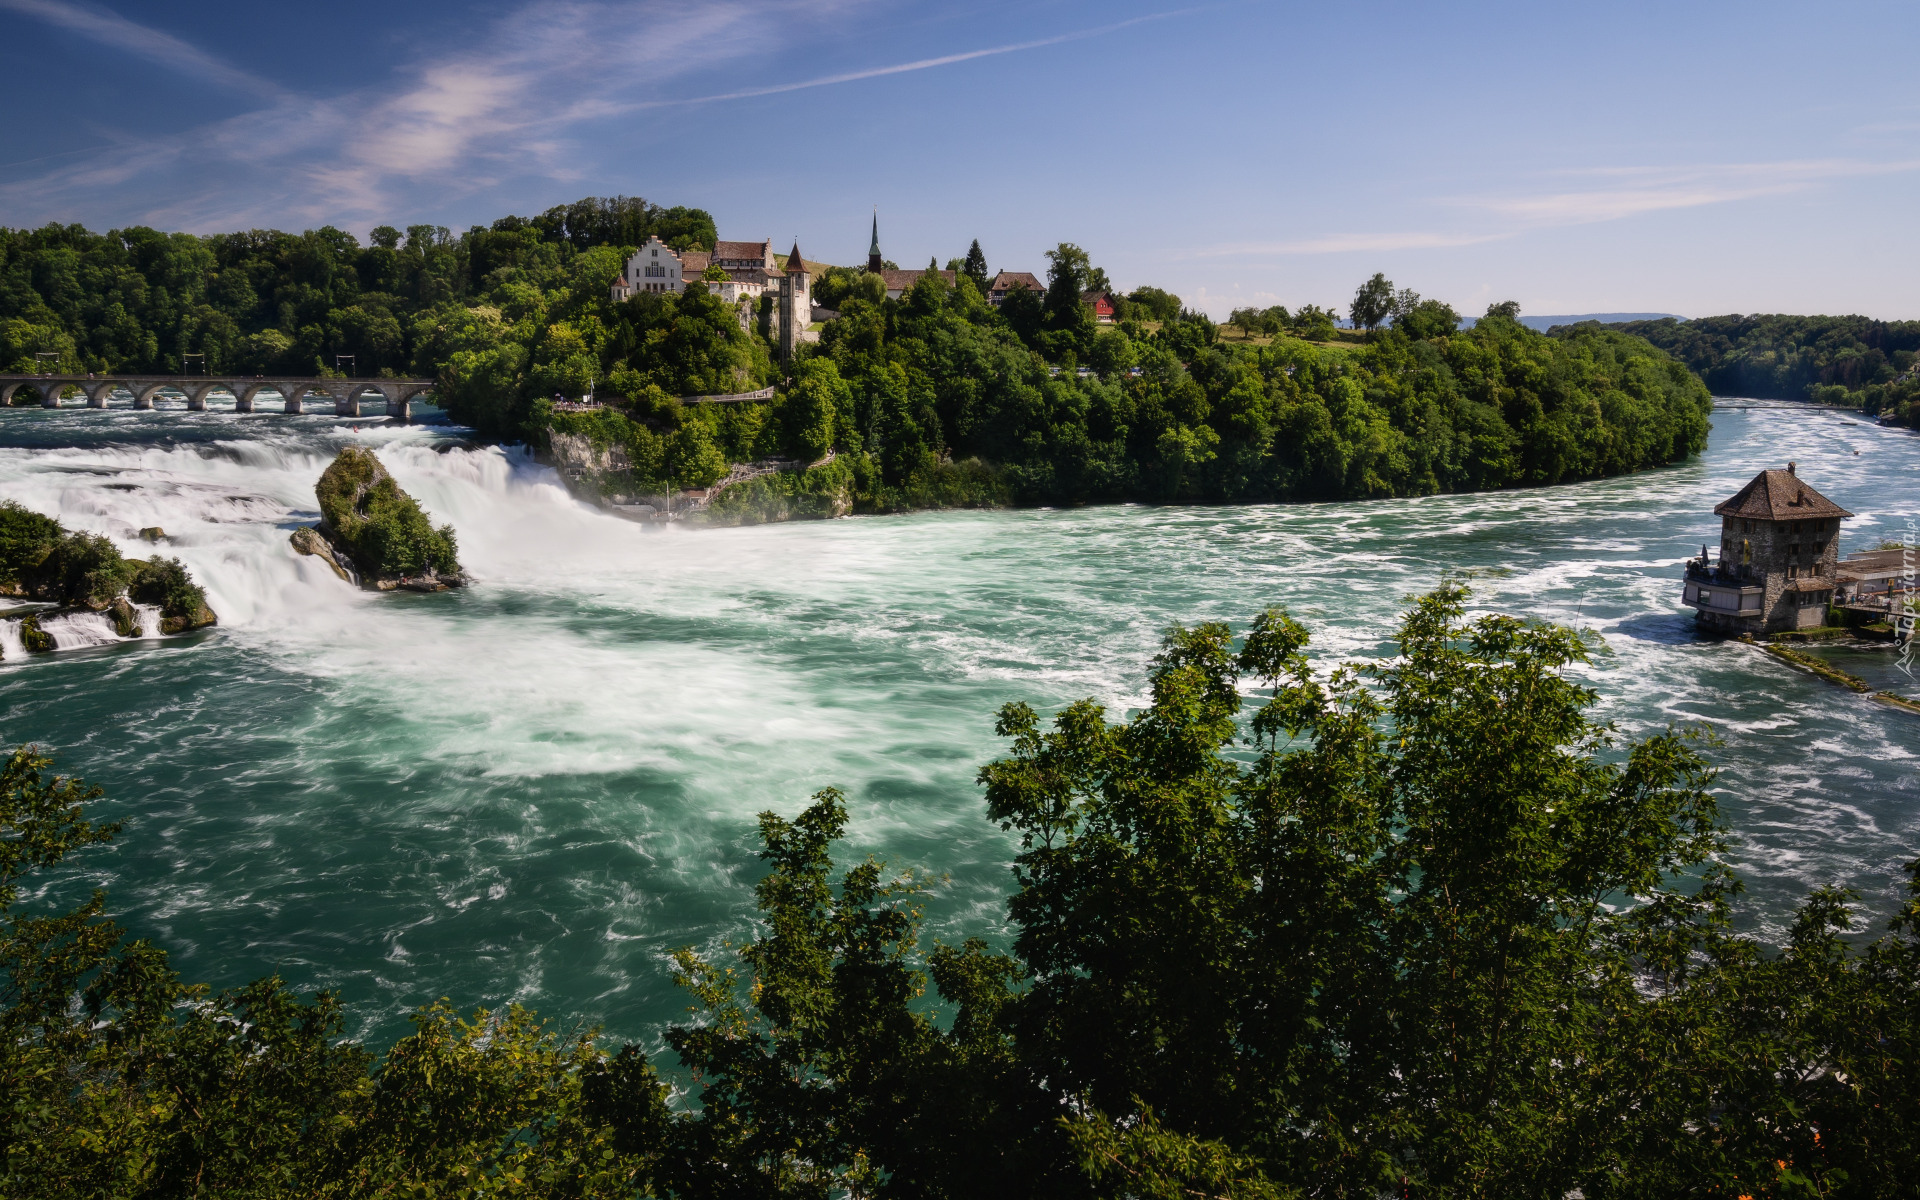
[35,351,59,374]
[335,354,356,378]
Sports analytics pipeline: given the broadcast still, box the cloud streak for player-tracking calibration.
[610,8,1200,113]
[1473,158,1920,223]
[0,0,283,98]
[1181,156,1920,260]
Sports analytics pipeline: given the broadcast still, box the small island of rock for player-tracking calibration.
[0,501,218,656]
[293,447,467,591]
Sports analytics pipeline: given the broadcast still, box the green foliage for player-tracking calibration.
[0,500,209,617]
[1349,271,1394,331]
[1606,313,1920,426]
[0,500,64,589]
[792,267,1708,509]
[314,446,461,579]
[960,239,989,291]
[0,196,732,440]
[127,556,209,620]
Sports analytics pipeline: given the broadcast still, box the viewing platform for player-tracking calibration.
[0,375,436,420]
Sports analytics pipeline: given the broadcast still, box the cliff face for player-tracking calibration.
[295,448,467,591]
[543,430,852,526]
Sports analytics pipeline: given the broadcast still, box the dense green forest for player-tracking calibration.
[3,200,1711,511]
[1604,314,1919,424]
[6,586,1918,1198]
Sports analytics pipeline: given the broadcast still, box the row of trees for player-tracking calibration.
[8,588,1918,1196]
[1610,314,1918,425]
[2,206,1713,510]
[781,256,1708,511]
[0,195,724,385]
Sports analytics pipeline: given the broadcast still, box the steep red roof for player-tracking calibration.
[1713,467,1853,521]
[989,271,1043,293]
[785,243,807,273]
[679,250,710,273]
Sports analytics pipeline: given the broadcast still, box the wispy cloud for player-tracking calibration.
[1188,230,1510,257]
[0,0,283,97]
[612,9,1198,112]
[0,0,1198,231]
[1178,156,1920,260]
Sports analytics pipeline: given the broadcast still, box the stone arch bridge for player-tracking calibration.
[0,375,436,419]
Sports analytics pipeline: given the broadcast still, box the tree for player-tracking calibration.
[1396,297,1462,340]
[1350,271,1394,332]
[1289,303,1337,341]
[1127,286,1183,323]
[961,239,989,290]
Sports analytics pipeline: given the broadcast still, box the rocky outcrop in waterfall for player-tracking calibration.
[0,500,217,657]
[296,447,468,591]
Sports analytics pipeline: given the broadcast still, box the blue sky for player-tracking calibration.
[3,0,1917,319]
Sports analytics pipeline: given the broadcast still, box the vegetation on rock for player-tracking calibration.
[0,500,214,632]
[6,587,1919,1197]
[313,447,462,583]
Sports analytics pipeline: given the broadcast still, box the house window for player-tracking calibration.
[652,248,659,257]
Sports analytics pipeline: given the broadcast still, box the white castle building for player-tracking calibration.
[612,236,812,361]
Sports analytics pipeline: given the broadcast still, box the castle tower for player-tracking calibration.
[779,242,809,364]
[867,211,882,275]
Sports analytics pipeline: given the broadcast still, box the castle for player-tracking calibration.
[611,236,810,361]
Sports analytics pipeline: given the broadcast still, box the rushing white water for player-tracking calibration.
[132,602,162,638]
[41,610,122,650]
[0,618,25,661]
[0,401,1916,1049]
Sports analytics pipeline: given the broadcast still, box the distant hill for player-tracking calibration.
[1520,312,1682,332]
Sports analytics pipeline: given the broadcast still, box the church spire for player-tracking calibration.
[867,208,882,275]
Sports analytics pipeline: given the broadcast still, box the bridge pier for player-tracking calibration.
[86,382,115,409]
[42,386,62,408]
[133,383,168,410]
[277,383,306,415]
[186,383,220,411]
[334,386,361,418]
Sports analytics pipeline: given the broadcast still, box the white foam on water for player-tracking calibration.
[132,602,162,637]
[0,618,26,662]
[41,610,122,650]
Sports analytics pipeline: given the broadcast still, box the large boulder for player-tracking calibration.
[303,447,467,591]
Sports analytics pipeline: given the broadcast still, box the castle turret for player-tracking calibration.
[779,242,810,364]
[867,211,882,275]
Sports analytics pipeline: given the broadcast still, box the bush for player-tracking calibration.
[128,557,209,620]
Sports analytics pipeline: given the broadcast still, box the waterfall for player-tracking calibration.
[132,602,163,637]
[41,611,123,650]
[0,619,25,662]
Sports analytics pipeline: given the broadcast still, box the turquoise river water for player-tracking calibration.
[0,400,1916,1048]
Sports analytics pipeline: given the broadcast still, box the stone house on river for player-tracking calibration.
[1683,463,1851,634]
